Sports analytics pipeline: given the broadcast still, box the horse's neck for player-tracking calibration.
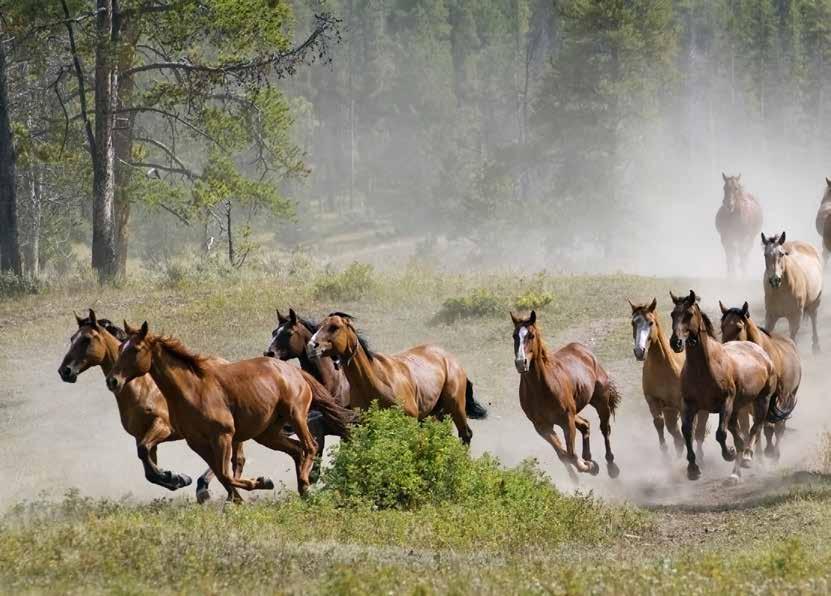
[647,320,682,375]
[342,341,388,399]
[301,352,340,391]
[148,343,202,406]
[745,320,770,349]
[98,333,123,377]
[686,329,719,378]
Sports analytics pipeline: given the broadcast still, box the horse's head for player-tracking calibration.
[106,320,151,393]
[761,231,788,288]
[823,177,831,204]
[510,310,540,374]
[722,172,743,210]
[59,309,109,383]
[719,300,751,342]
[670,290,709,352]
[628,298,658,361]
[264,308,312,361]
[307,312,357,369]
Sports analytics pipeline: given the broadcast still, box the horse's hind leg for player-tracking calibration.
[574,415,597,475]
[764,422,777,459]
[286,403,319,495]
[137,421,192,491]
[195,442,242,504]
[593,399,619,479]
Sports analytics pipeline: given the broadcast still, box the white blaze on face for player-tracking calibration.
[268,325,285,352]
[634,315,650,353]
[516,326,528,362]
[120,338,132,354]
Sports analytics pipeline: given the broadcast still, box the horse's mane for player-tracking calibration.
[325,312,374,360]
[152,335,212,376]
[77,316,128,342]
[719,307,772,337]
[697,308,716,337]
[530,325,551,365]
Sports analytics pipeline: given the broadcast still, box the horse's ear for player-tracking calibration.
[669,291,679,304]
[528,310,537,326]
[276,309,287,325]
[139,321,149,339]
[74,311,84,327]
[288,308,297,324]
[124,320,137,335]
[510,311,522,326]
[778,231,786,245]
[722,172,728,182]
[760,232,767,245]
[826,177,831,188]
[688,289,697,304]
[742,302,750,317]
[627,299,637,313]
[88,309,97,326]
[719,300,728,315]
[647,298,657,313]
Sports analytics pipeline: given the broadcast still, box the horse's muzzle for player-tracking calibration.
[306,341,324,361]
[633,347,646,361]
[105,375,121,393]
[515,359,529,374]
[58,366,77,383]
[263,350,275,358]
[768,276,782,288]
[670,336,684,353]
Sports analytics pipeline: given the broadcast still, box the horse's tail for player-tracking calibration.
[766,392,797,424]
[607,380,622,417]
[464,379,488,419]
[302,370,358,438]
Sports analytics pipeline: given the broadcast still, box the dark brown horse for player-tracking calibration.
[58,310,228,501]
[307,312,487,444]
[107,321,353,501]
[716,173,763,276]
[670,291,777,483]
[511,310,620,481]
[720,301,800,460]
[815,177,831,260]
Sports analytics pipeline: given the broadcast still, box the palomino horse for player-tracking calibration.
[720,301,800,460]
[761,232,823,353]
[306,312,487,443]
[58,310,226,501]
[814,177,831,260]
[629,299,708,458]
[107,321,353,501]
[512,310,620,481]
[670,291,777,483]
[716,173,763,276]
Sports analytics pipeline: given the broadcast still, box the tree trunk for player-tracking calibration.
[91,0,119,283]
[23,163,41,279]
[0,38,20,276]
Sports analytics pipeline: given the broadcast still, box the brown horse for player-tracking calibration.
[720,300,800,461]
[106,321,353,501]
[58,310,228,501]
[814,177,831,259]
[670,291,777,483]
[761,232,823,352]
[716,173,763,276]
[306,312,487,444]
[629,299,708,458]
[511,310,620,481]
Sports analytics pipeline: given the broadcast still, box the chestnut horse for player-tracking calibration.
[761,232,823,353]
[107,321,353,501]
[814,177,831,260]
[629,299,708,458]
[58,310,228,501]
[512,310,620,481]
[306,312,487,444]
[716,173,763,276]
[670,291,777,483]
[720,300,800,460]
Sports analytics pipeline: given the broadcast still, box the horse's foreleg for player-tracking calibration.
[693,410,708,461]
[662,406,685,456]
[646,397,668,453]
[681,401,700,480]
[788,314,801,342]
[534,424,579,482]
[136,421,192,491]
[719,401,738,462]
[809,305,821,354]
[197,440,245,504]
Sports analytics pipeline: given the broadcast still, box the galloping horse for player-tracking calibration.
[761,232,823,352]
[107,321,353,500]
[629,299,708,458]
[814,177,831,260]
[306,312,487,444]
[716,173,763,276]
[670,291,777,483]
[720,301,800,460]
[512,310,621,481]
[58,310,226,501]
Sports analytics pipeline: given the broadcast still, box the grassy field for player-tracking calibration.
[2,258,831,594]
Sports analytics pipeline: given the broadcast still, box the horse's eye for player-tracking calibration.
[328,324,337,333]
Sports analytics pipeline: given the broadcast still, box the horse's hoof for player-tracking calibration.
[196,488,211,504]
[764,446,776,460]
[724,473,740,486]
[687,464,701,481]
[722,447,736,462]
[258,477,275,490]
[607,462,620,479]
[177,474,193,489]
[587,460,600,476]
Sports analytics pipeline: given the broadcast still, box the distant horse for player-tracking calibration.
[761,232,823,353]
[511,310,620,481]
[107,321,353,501]
[670,291,777,483]
[716,173,763,276]
[720,300,800,460]
[306,312,487,444]
[629,299,708,458]
[58,310,227,501]
[814,177,831,260]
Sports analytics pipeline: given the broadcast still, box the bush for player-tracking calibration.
[0,272,41,299]
[433,287,503,323]
[313,262,375,302]
[514,289,555,311]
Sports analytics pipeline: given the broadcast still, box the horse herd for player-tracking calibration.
[54,175,831,501]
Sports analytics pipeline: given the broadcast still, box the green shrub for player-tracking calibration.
[313,262,376,302]
[0,272,41,299]
[514,289,555,311]
[433,287,503,323]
